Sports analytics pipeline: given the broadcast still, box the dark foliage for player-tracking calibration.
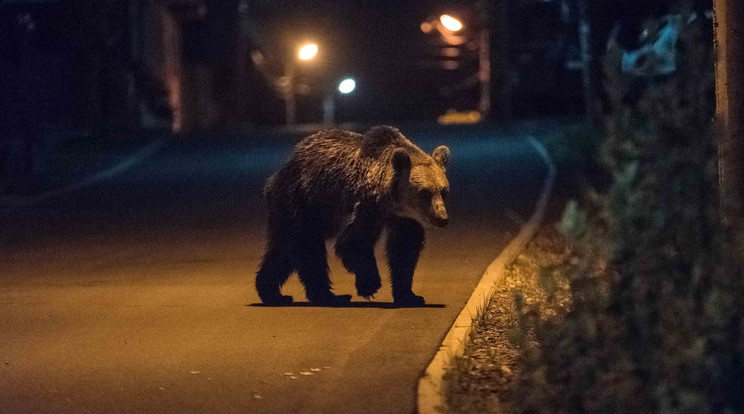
[514,11,744,413]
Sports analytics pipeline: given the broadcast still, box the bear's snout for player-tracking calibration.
[430,216,449,227]
[430,204,449,227]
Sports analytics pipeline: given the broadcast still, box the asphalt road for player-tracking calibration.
[0,123,551,414]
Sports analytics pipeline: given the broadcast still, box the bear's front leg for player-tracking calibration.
[336,242,382,299]
[386,217,426,307]
[335,233,382,299]
[335,204,383,299]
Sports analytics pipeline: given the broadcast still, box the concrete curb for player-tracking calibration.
[0,139,167,217]
[417,137,557,414]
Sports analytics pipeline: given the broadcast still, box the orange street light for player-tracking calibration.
[421,11,490,119]
[298,43,318,60]
[439,14,463,32]
[286,42,319,126]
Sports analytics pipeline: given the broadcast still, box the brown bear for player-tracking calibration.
[256,126,450,306]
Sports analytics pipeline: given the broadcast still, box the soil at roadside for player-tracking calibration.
[445,224,571,414]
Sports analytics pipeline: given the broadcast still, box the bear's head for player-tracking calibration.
[391,145,450,228]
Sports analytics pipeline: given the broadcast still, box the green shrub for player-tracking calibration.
[514,10,744,413]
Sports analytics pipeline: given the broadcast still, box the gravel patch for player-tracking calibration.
[445,225,571,414]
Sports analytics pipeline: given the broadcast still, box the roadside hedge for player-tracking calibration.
[514,11,744,414]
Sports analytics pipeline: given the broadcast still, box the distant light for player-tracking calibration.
[420,21,432,33]
[338,78,356,94]
[438,109,481,125]
[441,47,461,57]
[439,14,463,32]
[298,43,318,60]
[440,60,459,70]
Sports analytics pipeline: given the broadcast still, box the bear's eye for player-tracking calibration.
[441,189,448,201]
[418,189,433,201]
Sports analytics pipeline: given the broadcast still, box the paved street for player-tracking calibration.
[0,124,551,413]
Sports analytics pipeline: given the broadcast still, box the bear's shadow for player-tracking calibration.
[248,301,445,309]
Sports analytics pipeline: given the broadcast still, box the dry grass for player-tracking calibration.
[445,225,571,414]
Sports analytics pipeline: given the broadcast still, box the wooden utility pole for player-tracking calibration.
[285,66,297,127]
[494,0,512,119]
[714,0,744,250]
[477,27,492,118]
[476,0,492,119]
[577,0,601,124]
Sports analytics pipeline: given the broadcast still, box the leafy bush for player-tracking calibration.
[513,10,744,413]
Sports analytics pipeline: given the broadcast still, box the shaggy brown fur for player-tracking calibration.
[256,126,450,306]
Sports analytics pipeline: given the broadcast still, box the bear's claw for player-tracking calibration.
[356,277,382,299]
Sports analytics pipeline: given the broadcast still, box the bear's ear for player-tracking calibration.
[392,148,411,172]
[432,146,450,169]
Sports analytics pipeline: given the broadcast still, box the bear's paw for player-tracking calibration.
[356,277,382,299]
[393,293,426,308]
[261,294,294,306]
[308,293,353,307]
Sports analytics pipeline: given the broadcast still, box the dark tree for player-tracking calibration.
[715,0,744,254]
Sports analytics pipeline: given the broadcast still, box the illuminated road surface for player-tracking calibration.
[0,124,554,413]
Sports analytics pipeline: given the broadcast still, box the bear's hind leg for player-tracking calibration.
[256,234,295,306]
[386,217,426,307]
[297,228,351,306]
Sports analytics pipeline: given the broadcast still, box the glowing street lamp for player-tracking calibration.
[298,43,318,61]
[324,77,357,125]
[439,14,463,32]
[422,14,465,45]
[338,78,356,94]
[286,42,319,126]
[421,11,490,119]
